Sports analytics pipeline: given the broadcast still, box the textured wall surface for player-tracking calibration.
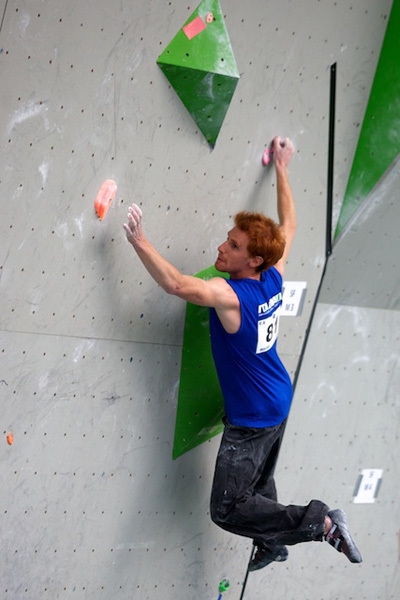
[0,1,395,599]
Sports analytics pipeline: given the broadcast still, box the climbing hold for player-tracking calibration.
[262,147,270,166]
[217,577,230,598]
[219,578,230,592]
[6,432,14,445]
[94,179,117,221]
[262,144,274,166]
[157,0,240,148]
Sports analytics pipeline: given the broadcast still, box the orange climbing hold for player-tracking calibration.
[94,179,117,221]
[6,432,14,445]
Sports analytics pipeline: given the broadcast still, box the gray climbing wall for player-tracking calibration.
[0,1,396,599]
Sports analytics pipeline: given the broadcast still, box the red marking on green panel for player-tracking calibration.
[173,266,228,459]
[157,0,239,147]
[183,16,206,40]
[335,0,400,236]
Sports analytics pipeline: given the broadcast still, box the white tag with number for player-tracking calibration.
[256,311,279,354]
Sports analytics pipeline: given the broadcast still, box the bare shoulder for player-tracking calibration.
[211,278,241,333]
[205,276,239,308]
[175,273,238,308]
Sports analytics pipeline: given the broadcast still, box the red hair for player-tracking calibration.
[234,211,285,272]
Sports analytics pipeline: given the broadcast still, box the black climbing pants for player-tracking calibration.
[210,419,329,549]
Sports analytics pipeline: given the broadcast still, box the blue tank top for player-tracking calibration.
[209,267,293,427]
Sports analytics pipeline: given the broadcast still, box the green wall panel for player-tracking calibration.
[335,0,400,236]
[173,266,228,459]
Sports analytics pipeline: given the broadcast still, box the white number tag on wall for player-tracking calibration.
[353,469,383,504]
[281,281,307,316]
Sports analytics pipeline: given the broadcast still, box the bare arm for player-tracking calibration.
[123,204,239,312]
[272,136,297,275]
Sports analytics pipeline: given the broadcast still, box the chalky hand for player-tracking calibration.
[273,136,294,168]
[124,204,144,245]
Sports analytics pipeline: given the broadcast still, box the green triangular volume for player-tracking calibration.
[157,0,239,147]
[158,64,239,146]
[173,266,228,459]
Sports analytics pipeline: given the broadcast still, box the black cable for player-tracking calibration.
[293,62,337,391]
[326,62,337,257]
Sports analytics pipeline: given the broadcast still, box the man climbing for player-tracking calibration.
[123,136,362,570]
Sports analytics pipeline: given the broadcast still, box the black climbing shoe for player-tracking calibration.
[248,543,288,572]
[325,509,362,563]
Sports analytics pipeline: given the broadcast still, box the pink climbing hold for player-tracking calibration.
[262,144,274,166]
[262,147,271,166]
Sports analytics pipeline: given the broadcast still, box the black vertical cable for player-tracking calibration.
[239,545,255,600]
[292,62,337,392]
[326,62,336,257]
